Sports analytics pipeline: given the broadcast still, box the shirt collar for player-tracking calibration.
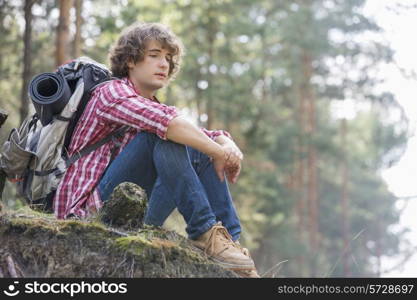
[122,77,161,103]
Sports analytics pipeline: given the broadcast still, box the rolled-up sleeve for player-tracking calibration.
[201,128,233,141]
[96,80,179,140]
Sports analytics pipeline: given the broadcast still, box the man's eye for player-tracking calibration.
[149,55,157,57]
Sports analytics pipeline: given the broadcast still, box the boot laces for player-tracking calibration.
[235,241,251,257]
[204,222,235,256]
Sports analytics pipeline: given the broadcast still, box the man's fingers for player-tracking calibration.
[226,151,240,167]
[235,163,242,182]
[216,166,225,182]
[228,158,238,169]
[214,143,243,183]
[233,165,241,183]
[226,163,241,184]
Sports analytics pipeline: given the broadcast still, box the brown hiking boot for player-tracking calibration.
[192,222,255,270]
[233,241,261,278]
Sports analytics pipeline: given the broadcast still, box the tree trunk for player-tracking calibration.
[195,71,204,127]
[301,51,319,256]
[73,0,83,58]
[205,3,217,130]
[298,49,320,277]
[340,117,351,276]
[293,72,308,275]
[376,220,382,277]
[20,0,35,124]
[56,0,73,67]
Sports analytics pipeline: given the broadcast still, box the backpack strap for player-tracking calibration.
[88,78,117,94]
[55,80,114,124]
[65,126,128,168]
[55,115,75,122]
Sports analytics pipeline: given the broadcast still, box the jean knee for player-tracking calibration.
[153,140,192,173]
[156,138,187,154]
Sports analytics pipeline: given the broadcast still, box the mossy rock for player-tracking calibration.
[0,208,237,278]
[98,182,148,231]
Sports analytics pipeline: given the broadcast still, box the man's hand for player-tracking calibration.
[211,148,228,182]
[210,141,244,183]
[223,142,243,184]
[225,162,241,184]
[211,134,244,183]
[165,118,243,182]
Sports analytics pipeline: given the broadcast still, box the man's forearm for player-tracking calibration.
[166,116,225,159]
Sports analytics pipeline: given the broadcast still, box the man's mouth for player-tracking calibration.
[155,73,167,78]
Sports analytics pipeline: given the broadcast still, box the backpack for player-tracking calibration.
[0,57,126,212]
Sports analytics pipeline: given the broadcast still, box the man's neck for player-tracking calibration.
[129,78,156,100]
[139,89,155,100]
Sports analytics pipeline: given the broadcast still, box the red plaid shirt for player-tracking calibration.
[53,77,231,219]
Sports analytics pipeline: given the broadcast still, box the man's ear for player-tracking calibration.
[127,59,135,69]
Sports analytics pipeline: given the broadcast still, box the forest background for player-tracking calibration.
[1,0,416,277]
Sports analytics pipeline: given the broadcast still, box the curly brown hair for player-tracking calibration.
[108,22,184,79]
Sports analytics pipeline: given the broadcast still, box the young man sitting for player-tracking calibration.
[53,22,259,278]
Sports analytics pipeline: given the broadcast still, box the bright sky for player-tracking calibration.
[363,0,417,276]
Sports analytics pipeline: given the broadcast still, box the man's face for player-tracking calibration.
[128,40,172,96]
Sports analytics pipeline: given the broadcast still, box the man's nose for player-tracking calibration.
[159,58,169,69]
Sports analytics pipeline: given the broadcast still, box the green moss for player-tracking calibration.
[99,182,148,231]
[58,219,108,234]
[113,233,208,266]
[13,206,56,219]
[114,235,155,255]
[0,205,237,277]
[6,216,59,237]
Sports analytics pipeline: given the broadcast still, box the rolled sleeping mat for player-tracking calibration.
[28,72,72,126]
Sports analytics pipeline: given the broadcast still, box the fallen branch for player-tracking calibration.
[6,255,19,278]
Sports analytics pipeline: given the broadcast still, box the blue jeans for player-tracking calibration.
[97,131,241,241]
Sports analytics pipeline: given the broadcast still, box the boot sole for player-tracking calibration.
[232,269,261,278]
[192,245,255,270]
[210,257,256,270]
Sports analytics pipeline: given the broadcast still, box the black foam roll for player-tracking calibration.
[28,72,71,126]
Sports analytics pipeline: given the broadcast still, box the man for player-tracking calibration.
[53,22,259,277]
